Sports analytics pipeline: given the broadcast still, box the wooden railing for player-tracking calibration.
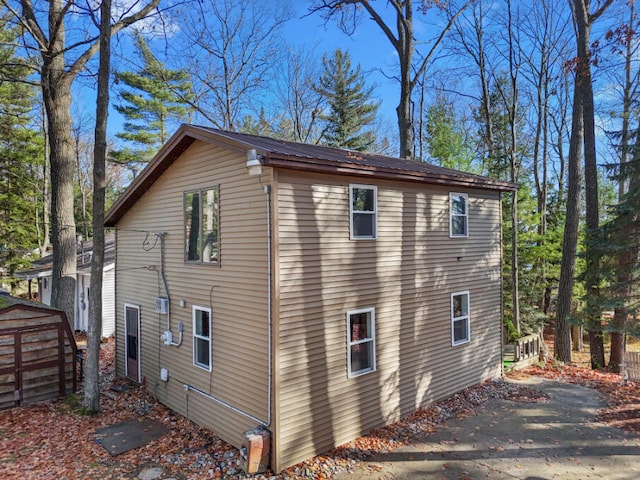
[513,333,540,362]
[622,352,640,385]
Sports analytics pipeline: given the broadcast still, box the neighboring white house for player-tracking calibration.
[15,234,115,338]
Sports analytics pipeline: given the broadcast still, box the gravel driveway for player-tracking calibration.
[336,377,640,480]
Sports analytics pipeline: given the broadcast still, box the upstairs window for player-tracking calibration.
[450,193,468,237]
[193,306,212,371]
[185,187,219,264]
[350,185,377,239]
[347,308,376,377]
[451,291,470,346]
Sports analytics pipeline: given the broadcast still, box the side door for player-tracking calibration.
[124,304,140,382]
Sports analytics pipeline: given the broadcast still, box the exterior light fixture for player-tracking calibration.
[246,149,263,176]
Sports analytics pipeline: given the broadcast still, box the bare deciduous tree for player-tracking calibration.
[85,0,111,413]
[177,0,292,130]
[310,0,471,159]
[556,0,613,365]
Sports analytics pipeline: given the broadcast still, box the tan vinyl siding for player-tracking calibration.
[274,171,502,470]
[114,140,270,448]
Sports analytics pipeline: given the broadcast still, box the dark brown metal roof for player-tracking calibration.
[105,124,517,227]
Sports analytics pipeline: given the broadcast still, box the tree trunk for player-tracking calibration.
[554,65,584,364]
[42,3,77,326]
[37,106,51,258]
[85,0,111,414]
[609,1,636,373]
[506,0,519,332]
[397,2,414,160]
[575,0,608,369]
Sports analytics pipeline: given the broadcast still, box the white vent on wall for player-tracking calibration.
[155,296,169,314]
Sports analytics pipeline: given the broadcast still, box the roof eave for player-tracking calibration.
[105,125,270,227]
[264,155,518,192]
[105,126,517,227]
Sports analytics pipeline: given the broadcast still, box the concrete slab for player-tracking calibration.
[94,418,169,456]
[337,377,640,480]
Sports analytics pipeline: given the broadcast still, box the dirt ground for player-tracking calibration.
[1,333,640,479]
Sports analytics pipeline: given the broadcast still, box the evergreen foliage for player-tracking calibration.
[424,96,477,172]
[0,21,44,279]
[313,49,378,151]
[111,34,193,178]
[595,127,640,333]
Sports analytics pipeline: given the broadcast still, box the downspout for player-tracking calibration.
[265,184,273,427]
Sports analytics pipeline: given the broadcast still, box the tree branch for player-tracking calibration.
[411,0,473,90]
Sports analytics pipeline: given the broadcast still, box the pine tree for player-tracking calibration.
[0,21,44,280]
[424,96,476,172]
[596,127,640,345]
[313,49,378,151]
[112,34,193,178]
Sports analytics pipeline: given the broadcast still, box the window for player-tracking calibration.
[451,292,470,345]
[450,193,468,237]
[347,308,376,377]
[350,185,377,239]
[193,306,212,371]
[185,187,220,264]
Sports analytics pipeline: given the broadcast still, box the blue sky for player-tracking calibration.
[86,1,448,142]
[75,0,456,146]
[283,3,402,121]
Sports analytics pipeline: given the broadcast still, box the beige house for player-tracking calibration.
[105,125,516,472]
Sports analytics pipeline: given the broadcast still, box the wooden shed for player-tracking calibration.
[0,293,78,409]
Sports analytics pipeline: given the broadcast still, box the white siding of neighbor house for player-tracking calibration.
[71,269,115,338]
[40,276,51,305]
[102,265,115,337]
[273,170,503,470]
[114,140,271,449]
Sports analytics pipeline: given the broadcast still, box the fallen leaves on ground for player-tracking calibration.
[1,336,638,479]
[518,360,640,433]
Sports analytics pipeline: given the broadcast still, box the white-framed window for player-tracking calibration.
[450,192,468,237]
[193,306,212,371]
[185,187,220,264]
[350,184,377,239]
[451,291,470,346]
[347,307,376,377]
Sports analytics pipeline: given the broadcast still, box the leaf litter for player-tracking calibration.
[1,338,638,479]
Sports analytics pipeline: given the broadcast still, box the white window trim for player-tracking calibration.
[193,305,212,371]
[451,291,471,346]
[347,307,376,378]
[449,192,469,238]
[350,184,378,240]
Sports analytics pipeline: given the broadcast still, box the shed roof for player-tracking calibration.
[0,292,60,312]
[105,125,517,227]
